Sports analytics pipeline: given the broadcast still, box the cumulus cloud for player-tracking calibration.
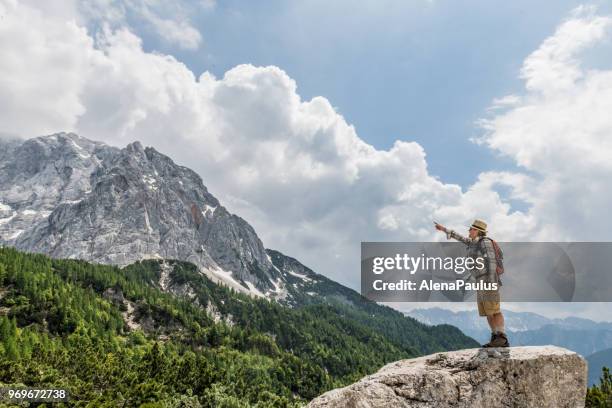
[0,0,92,138]
[477,5,612,241]
[1,0,612,307]
[0,0,523,286]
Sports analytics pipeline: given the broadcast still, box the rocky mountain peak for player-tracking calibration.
[0,133,312,300]
[126,140,145,154]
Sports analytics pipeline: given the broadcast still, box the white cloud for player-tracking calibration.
[520,5,610,94]
[477,5,612,241]
[125,0,202,50]
[77,0,203,50]
[1,1,612,323]
[1,0,528,287]
[486,95,521,111]
[0,0,92,137]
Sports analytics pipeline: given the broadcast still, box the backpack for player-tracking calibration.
[479,237,504,276]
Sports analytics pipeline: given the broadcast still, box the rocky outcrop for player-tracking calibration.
[307,346,587,408]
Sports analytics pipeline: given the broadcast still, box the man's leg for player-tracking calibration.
[479,300,495,347]
[486,314,495,331]
[483,313,500,345]
[482,314,496,347]
[478,291,508,347]
[492,312,505,334]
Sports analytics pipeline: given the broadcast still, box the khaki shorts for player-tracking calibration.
[477,290,501,317]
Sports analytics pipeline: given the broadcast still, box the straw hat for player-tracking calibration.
[470,219,487,233]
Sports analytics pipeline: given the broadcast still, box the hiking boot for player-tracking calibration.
[481,332,496,348]
[484,332,510,348]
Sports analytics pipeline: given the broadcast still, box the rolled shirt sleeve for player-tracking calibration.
[446,229,471,245]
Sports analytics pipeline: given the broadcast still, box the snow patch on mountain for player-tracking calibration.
[6,230,23,240]
[0,203,12,212]
[286,269,310,280]
[142,174,158,191]
[202,204,216,218]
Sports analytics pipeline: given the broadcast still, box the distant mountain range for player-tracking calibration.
[406,307,612,385]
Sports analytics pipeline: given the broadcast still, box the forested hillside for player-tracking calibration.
[0,248,476,406]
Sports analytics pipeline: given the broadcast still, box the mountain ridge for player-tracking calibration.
[0,133,327,303]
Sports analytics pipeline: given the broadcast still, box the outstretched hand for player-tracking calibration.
[434,222,447,232]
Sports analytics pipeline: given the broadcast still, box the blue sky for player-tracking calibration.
[133,0,611,186]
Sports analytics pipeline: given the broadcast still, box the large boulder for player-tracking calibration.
[307,346,587,408]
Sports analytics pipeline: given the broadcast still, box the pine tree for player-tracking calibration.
[586,367,612,407]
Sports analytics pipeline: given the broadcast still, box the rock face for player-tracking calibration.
[307,346,587,408]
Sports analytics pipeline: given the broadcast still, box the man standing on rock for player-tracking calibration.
[434,219,510,348]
